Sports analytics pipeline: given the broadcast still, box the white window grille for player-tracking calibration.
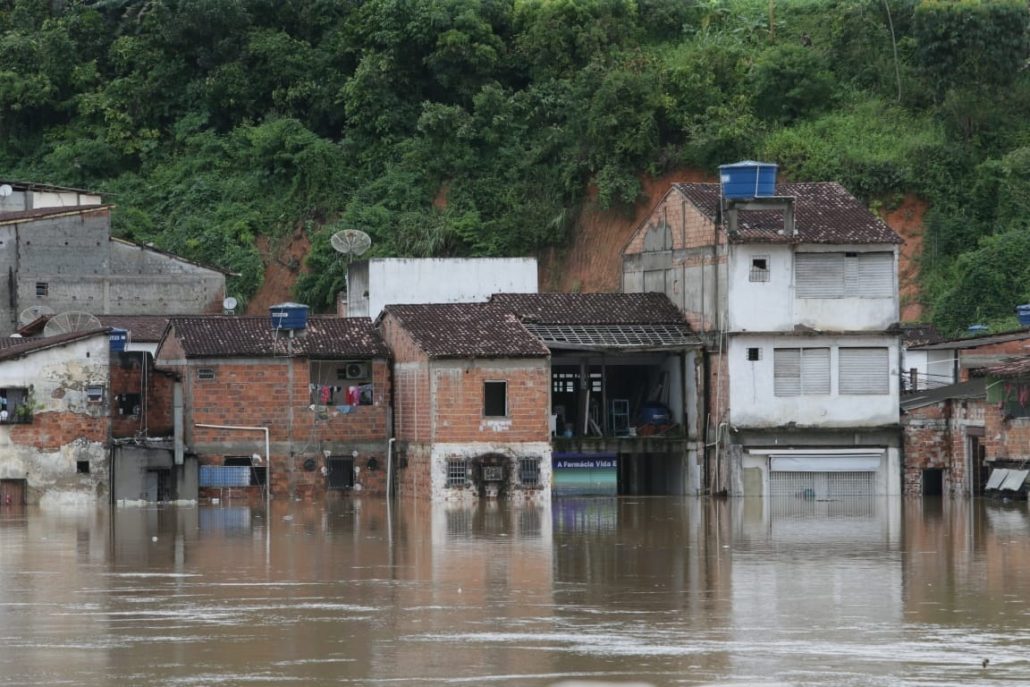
[446,460,468,487]
[519,458,541,486]
[749,256,770,282]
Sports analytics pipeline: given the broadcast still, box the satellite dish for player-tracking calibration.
[43,311,102,337]
[0,184,12,198]
[18,304,55,327]
[330,229,372,260]
[223,296,238,314]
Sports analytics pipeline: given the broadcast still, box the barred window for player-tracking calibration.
[519,458,541,487]
[446,460,468,487]
[749,256,770,282]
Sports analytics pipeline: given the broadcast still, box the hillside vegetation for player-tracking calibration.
[1,0,1028,333]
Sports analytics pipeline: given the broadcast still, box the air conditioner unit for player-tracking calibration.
[344,362,370,380]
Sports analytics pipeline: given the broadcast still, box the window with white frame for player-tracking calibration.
[839,347,890,394]
[774,347,830,396]
[795,252,893,298]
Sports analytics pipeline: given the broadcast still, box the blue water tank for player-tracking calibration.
[1017,304,1030,327]
[719,161,778,200]
[109,328,128,353]
[270,302,309,330]
[967,324,989,335]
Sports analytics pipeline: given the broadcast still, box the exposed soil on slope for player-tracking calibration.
[882,194,928,322]
[538,168,713,293]
[246,230,311,314]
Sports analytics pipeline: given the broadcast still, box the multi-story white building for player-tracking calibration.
[623,172,903,497]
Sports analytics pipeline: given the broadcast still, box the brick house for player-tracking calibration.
[902,356,1030,496]
[378,302,552,500]
[488,293,702,496]
[155,314,391,500]
[905,328,1030,389]
[623,176,904,497]
[0,329,111,506]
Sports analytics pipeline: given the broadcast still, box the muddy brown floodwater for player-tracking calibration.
[1,497,1029,686]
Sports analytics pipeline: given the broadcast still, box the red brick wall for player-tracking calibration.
[902,403,952,495]
[10,411,109,450]
[395,442,432,498]
[623,189,724,256]
[431,363,550,443]
[984,400,1030,461]
[110,352,175,437]
[380,314,431,442]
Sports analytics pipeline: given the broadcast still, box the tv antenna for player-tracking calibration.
[330,229,371,262]
[43,311,102,337]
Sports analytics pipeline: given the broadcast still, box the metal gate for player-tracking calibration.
[327,457,354,490]
[769,471,876,498]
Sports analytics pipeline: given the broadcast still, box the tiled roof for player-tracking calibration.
[0,329,109,363]
[383,303,549,359]
[985,356,1030,379]
[164,316,389,359]
[523,322,699,350]
[674,182,902,245]
[489,292,688,325]
[0,204,112,225]
[97,315,171,343]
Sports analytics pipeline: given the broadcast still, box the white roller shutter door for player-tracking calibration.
[796,253,843,298]
[839,347,889,394]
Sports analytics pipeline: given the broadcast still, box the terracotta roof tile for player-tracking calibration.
[165,316,388,359]
[985,356,1030,378]
[0,329,109,362]
[674,182,902,245]
[489,292,688,325]
[383,303,549,359]
[98,315,171,342]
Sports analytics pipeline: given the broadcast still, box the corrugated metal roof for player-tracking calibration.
[165,316,389,359]
[490,292,688,325]
[674,182,902,245]
[383,303,549,359]
[901,378,986,411]
[910,328,1030,351]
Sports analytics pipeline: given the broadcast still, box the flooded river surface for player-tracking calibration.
[2,497,1029,686]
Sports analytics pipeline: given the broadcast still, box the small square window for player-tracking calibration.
[76,460,90,474]
[747,347,761,361]
[35,282,48,297]
[484,381,507,417]
[519,458,541,487]
[86,385,104,403]
[447,459,468,487]
[197,368,216,380]
[749,256,770,282]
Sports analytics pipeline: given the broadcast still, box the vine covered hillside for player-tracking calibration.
[1,0,1027,333]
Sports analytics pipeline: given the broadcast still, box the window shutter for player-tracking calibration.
[857,253,893,297]
[774,348,801,397]
[839,347,889,394]
[801,348,830,394]
[795,253,844,298]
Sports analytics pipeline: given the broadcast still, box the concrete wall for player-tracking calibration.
[350,258,538,320]
[0,335,111,505]
[727,334,900,428]
[112,444,197,502]
[726,244,898,332]
[0,187,101,213]
[0,210,225,334]
[622,190,726,332]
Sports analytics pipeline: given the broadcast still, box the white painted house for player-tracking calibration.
[623,178,904,497]
[344,257,537,320]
